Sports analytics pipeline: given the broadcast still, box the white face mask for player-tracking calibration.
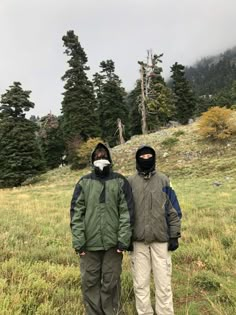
[93,159,110,171]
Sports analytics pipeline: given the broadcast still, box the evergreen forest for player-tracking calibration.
[0,30,236,187]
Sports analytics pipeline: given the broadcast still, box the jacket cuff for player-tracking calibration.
[117,242,128,251]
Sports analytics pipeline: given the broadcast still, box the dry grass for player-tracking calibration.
[0,122,236,314]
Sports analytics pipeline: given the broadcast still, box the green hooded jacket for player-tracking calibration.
[70,143,134,252]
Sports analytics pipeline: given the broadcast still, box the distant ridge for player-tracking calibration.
[185,46,236,96]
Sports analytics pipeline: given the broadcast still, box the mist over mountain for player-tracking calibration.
[185,46,236,96]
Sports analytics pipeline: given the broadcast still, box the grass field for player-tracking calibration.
[0,124,236,314]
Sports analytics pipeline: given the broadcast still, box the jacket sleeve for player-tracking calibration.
[70,180,86,251]
[118,177,135,249]
[163,185,182,239]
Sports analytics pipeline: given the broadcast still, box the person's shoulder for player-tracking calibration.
[127,173,137,180]
[111,172,135,184]
[77,172,94,183]
[155,171,170,183]
[125,173,138,186]
[112,172,127,181]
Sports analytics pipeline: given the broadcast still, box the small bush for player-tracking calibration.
[173,130,185,137]
[77,138,103,168]
[70,137,103,170]
[161,137,179,148]
[192,270,221,291]
[221,236,233,249]
[217,288,236,306]
[198,106,236,140]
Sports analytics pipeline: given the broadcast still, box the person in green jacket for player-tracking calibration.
[70,143,134,315]
[128,145,182,315]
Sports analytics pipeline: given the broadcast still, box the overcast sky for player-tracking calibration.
[0,0,235,117]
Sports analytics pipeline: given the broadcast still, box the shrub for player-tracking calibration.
[68,137,103,170]
[198,106,236,140]
[161,137,179,148]
[217,287,236,306]
[173,130,185,137]
[192,270,221,291]
[75,137,103,169]
[221,236,234,249]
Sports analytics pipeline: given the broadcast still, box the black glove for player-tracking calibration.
[117,242,128,252]
[168,238,179,251]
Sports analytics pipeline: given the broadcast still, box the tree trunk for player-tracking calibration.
[140,65,148,134]
[117,118,125,144]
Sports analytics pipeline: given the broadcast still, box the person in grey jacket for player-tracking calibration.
[128,145,182,315]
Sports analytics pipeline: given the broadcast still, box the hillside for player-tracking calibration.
[37,121,236,185]
[0,122,236,314]
[112,122,236,178]
[185,46,236,96]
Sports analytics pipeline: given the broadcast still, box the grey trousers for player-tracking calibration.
[80,248,123,315]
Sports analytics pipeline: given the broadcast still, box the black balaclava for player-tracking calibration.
[91,143,112,178]
[136,145,156,176]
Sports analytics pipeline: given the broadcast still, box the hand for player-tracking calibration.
[168,238,179,251]
[75,246,86,256]
[117,242,127,253]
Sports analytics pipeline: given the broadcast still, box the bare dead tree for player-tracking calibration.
[139,63,148,134]
[138,50,164,134]
[115,118,125,144]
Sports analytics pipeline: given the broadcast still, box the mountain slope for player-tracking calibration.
[111,122,236,179]
[185,46,236,96]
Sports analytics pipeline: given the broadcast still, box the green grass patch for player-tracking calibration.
[161,136,179,148]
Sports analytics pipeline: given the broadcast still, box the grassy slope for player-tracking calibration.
[0,122,236,314]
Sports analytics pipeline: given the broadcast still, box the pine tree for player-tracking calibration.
[170,62,196,124]
[186,48,236,97]
[61,30,100,160]
[38,114,65,169]
[127,80,142,136]
[230,81,236,105]
[0,82,45,188]
[145,53,176,129]
[138,51,176,132]
[93,60,128,146]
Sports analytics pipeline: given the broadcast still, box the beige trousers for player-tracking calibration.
[131,242,174,315]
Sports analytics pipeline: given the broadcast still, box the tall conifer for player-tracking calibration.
[127,80,142,136]
[145,54,176,129]
[170,62,196,124]
[61,30,100,158]
[0,82,45,187]
[93,60,128,146]
[38,114,65,169]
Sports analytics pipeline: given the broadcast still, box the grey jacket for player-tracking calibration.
[128,171,181,243]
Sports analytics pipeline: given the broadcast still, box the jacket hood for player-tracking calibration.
[136,145,156,174]
[91,143,112,164]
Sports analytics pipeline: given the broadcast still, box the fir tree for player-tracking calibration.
[38,114,65,169]
[138,51,176,132]
[93,60,128,146]
[61,30,100,160]
[127,80,142,136]
[145,53,176,129]
[0,82,45,188]
[170,62,196,124]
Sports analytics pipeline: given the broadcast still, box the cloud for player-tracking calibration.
[0,0,235,116]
